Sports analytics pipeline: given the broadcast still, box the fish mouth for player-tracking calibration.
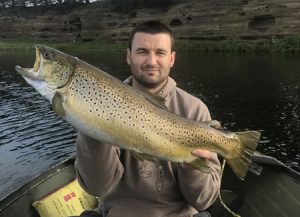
[15,45,44,81]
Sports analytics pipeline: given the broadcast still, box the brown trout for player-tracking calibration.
[15,45,261,179]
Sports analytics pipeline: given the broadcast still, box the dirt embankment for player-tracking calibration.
[1,0,300,42]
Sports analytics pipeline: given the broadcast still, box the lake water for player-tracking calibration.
[0,48,299,199]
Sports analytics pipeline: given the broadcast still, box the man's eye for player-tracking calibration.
[137,50,146,54]
[157,51,166,56]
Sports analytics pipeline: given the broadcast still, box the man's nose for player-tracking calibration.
[146,53,157,65]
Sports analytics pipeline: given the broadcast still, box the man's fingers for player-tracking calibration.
[192,149,213,160]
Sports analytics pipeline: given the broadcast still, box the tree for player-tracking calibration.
[6,0,16,7]
[17,0,27,7]
[0,0,5,8]
[0,0,93,8]
[31,0,38,7]
[40,0,49,6]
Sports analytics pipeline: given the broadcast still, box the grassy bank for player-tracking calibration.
[175,37,300,53]
[2,37,300,52]
[0,38,127,51]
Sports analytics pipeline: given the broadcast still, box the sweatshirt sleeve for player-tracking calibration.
[170,89,221,211]
[177,154,221,211]
[75,133,124,197]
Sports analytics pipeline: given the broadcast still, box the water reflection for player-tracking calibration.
[0,49,299,199]
[269,81,300,168]
[0,52,77,198]
[174,52,300,171]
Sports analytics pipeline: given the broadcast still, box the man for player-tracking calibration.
[75,21,221,217]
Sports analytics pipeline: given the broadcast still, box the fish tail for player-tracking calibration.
[227,131,261,180]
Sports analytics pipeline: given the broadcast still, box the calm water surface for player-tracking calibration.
[0,49,299,199]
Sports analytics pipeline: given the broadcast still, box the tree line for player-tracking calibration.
[0,0,92,8]
[0,0,178,10]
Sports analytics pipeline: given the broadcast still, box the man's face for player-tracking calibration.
[127,32,176,88]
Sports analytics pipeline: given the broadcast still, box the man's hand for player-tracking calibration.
[192,149,215,160]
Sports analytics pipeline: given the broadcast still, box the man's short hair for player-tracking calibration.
[128,20,175,51]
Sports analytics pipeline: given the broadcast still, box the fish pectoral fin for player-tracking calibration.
[140,91,168,110]
[131,151,144,161]
[186,158,211,173]
[131,151,158,162]
[203,120,222,129]
[52,92,66,118]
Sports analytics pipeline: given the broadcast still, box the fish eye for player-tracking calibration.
[44,52,51,59]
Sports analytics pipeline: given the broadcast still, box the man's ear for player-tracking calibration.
[126,48,131,65]
[170,51,176,68]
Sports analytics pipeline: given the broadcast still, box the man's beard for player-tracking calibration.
[132,71,168,89]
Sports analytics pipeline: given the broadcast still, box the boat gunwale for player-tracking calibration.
[0,155,76,213]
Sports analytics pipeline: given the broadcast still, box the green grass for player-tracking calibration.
[0,37,127,51]
[2,36,300,52]
[175,37,300,52]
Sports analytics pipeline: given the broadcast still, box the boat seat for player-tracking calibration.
[206,190,244,217]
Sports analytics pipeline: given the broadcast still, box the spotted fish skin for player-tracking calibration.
[15,45,261,179]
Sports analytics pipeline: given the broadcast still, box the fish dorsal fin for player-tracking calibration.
[140,91,168,110]
[203,120,222,129]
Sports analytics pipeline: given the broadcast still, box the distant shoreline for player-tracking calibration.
[1,37,300,52]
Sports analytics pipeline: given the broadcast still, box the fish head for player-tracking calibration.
[15,44,75,102]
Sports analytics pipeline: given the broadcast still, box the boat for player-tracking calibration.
[208,152,300,217]
[0,152,299,217]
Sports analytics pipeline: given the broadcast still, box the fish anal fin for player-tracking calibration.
[186,158,211,173]
[52,92,66,118]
